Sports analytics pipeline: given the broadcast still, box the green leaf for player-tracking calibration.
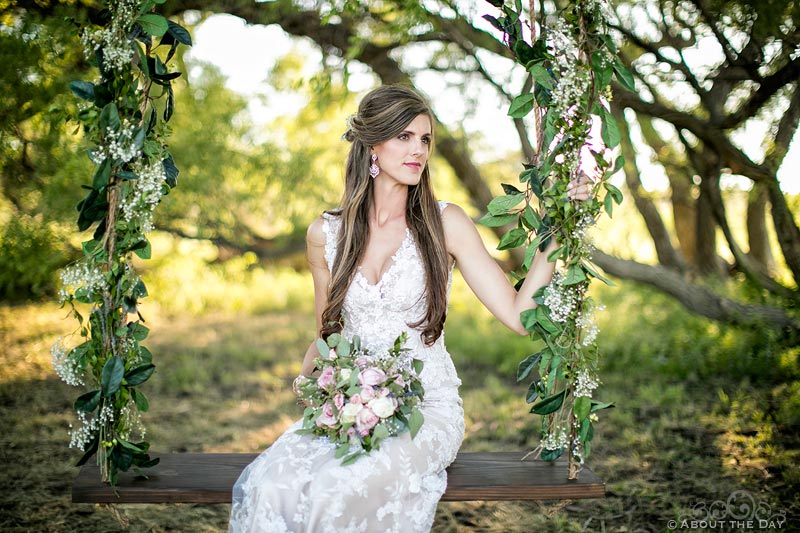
[591,50,613,88]
[408,408,424,439]
[604,192,614,217]
[530,389,566,415]
[526,380,540,403]
[540,447,564,461]
[613,57,636,92]
[111,444,134,471]
[131,388,149,412]
[162,20,193,46]
[479,212,517,227]
[590,400,615,412]
[501,183,523,195]
[604,182,624,204]
[101,356,125,397]
[521,206,542,230]
[124,364,155,386]
[487,193,524,215]
[75,435,99,466]
[514,40,535,64]
[522,235,543,270]
[600,108,621,149]
[546,245,565,262]
[117,438,145,453]
[582,260,614,286]
[129,322,149,341]
[527,62,553,89]
[74,390,101,412]
[69,80,95,101]
[164,84,175,122]
[372,423,390,441]
[562,265,587,286]
[517,352,543,382]
[163,155,179,188]
[341,452,363,466]
[497,227,528,251]
[133,239,151,259]
[136,14,169,37]
[579,418,595,442]
[574,396,591,421]
[98,103,120,131]
[316,338,329,358]
[508,93,535,118]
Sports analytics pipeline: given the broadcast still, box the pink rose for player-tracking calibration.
[355,407,379,436]
[378,387,391,398]
[315,402,337,428]
[334,393,345,410]
[354,356,370,369]
[360,386,376,401]
[359,367,386,387]
[394,375,405,387]
[350,393,363,405]
[317,366,336,391]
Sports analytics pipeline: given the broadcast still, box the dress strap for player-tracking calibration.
[321,212,341,273]
[437,200,449,214]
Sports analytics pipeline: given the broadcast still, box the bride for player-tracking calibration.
[228,84,591,532]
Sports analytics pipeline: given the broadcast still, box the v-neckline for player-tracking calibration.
[356,227,412,287]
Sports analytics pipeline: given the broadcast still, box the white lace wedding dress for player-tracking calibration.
[229,201,465,533]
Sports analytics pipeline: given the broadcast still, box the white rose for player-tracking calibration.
[339,368,352,381]
[341,402,362,424]
[368,397,396,419]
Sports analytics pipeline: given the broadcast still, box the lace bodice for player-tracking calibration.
[229,200,465,533]
[321,201,461,396]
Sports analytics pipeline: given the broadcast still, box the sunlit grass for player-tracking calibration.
[1,256,798,531]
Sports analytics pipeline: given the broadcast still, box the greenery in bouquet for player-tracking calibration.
[294,332,425,465]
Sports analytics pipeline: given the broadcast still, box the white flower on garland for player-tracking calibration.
[119,159,166,233]
[51,338,84,387]
[543,269,581,323]
[58,261,107,303]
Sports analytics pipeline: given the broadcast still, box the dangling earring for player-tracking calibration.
[369,153,380,179]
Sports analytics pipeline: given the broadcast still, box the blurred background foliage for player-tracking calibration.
[1,0,799,530]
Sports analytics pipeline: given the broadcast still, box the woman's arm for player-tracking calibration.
[442,179,591,335]
[300,216,331,376]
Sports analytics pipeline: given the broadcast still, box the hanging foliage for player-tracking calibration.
[482,0,629,479]
[52,0,191,485]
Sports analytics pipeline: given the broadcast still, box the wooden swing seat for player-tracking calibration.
[72,451,605,504]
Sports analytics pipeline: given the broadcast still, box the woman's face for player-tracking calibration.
[371,114,432,187]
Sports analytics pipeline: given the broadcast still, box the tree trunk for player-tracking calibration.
[590,249,799,339]
[695,175,724,276]
[746,183,775,274]
[614,106,685,271]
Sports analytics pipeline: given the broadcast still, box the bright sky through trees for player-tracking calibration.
[187,13,799,193]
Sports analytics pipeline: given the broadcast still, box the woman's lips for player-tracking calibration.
[404,162,421,169]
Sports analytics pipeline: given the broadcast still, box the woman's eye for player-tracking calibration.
[422,137,430,144]
[398,134,408,140]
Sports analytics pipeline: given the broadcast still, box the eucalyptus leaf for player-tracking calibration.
[316,338,329,357]
[497,227,527,251]
[100,356,125,397]
[530,389,566,415]
[74,389,101,412]
[487,193,524,215]
[516,352,542,381]
[408,408,424,439]
[124,364,155,386]
[136,14,169,37]
[508,93,535,118]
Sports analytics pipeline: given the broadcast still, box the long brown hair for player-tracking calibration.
[320,85,449,346]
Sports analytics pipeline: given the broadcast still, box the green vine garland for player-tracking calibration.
[482,0,629,479]
[53,0,191,485]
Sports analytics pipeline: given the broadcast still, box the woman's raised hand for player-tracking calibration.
[566,171,595,201]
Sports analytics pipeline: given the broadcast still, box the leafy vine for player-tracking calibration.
[482,0,630,478]
[52,0,191,485]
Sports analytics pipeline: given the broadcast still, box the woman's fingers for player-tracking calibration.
[566,176,592,201]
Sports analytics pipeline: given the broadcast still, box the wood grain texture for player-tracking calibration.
[72,452,605,504]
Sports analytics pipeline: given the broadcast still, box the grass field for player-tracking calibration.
[1,265,798,532]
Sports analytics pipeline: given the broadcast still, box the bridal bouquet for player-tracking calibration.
[293,332,425,465]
